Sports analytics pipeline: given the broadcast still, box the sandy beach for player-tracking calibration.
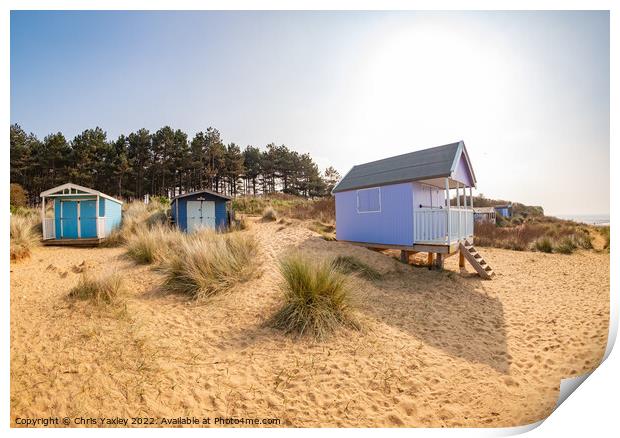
[10,219,609,427]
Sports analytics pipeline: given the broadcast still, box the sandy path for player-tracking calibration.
[10,221,609,427]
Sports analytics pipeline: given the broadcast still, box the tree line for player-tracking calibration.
[10,124,341,205]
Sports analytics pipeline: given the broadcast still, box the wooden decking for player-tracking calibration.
[340,239,461,254]
[41,238,105,247]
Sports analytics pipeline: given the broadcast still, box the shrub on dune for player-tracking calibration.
[160,231,259,299]
[331,255,381,281]
[599,226,610,251]
[271,254,359,339]
[68,273,124,305]
[533,237,553,253]
[10,215,40,261]
[554,236,577,254]
[262,207,278,222]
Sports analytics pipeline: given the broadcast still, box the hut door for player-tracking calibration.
[80,200,98,238]
[187,200,216,231]
[60,200,78,239]
[202,201,216,229]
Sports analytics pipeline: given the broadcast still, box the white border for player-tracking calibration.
[3,2,617,437]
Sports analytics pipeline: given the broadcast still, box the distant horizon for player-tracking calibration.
[10,10,610,215]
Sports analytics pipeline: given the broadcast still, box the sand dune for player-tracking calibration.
[10,219,609,427]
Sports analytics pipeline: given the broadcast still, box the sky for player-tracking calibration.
[10,11,609,215]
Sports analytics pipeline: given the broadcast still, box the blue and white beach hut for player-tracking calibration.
[171,189,231,232]
[40,183,123,245]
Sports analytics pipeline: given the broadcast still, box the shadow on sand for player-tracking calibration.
[360,265,510,373]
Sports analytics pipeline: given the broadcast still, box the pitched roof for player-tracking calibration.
[171,189,231,202]
[40,183,123,204]
[473,207,496,214]
[331,141,476,193]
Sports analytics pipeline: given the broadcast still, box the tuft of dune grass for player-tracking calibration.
[230,215,252,231]
[262,207,278,222]
[271,254,360,340]
[10,215,40,261]
[599,226,610,251]
[159,230,259,300]
[533,237,553,253]
[125,225,179,264]
[308,220,336,241]
[68,273,124,305]
[102,200,169,247]
[331,255,381,281]
[554,236,577,254]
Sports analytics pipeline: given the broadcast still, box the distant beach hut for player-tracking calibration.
[494,204,513,218]
[40,183,123,245]
[171,189,231,232]
[473,207,497,223]
[332,141,494,278]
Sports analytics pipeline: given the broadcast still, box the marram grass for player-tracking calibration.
[10,215,40,261]
[68,273,124,305]
[159,230,259,299]
[271,254,360,340]
[330,255,381,281]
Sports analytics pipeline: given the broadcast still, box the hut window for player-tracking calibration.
[356,187,381,213]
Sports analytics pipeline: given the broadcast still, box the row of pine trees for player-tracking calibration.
[10,124,341,204]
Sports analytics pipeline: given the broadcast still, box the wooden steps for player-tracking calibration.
[459,240,495,279]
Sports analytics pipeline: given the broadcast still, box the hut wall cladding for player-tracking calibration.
[335,181,414,246]
[173,192,229,231]
[103,198,122,234]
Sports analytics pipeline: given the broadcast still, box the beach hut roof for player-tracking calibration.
[332,140,476,193]
[40,183,123,204]
[473,207,496,214]
[171,189,232,202]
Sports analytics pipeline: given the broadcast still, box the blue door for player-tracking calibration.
[80,200,98,238]
[60,201,78,239]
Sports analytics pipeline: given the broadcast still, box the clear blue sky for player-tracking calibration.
[11,11,609,215]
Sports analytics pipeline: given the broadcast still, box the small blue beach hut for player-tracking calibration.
[40,183,123,245]
[171,189,231,232]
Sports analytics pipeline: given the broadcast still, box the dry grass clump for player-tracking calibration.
[160,230,259,300]
[10,215,40,261]
[68,273,124,305]
[281,197,336,222]
[233,195,335,222]
[262,207,278,221]
[554,236,577,254]
[475,221,594,253]
[308,220,336,241]
[230,216,252,231]
[331,255,381,281]
[125,225,179,264]
[599,226,610,251]
[271,254,359,340]
[533,237,553,253]
[102,200,169,247]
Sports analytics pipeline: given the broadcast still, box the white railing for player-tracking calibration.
[414,208,448,242]
[97,217,107,238]
[42,218,55,240]
[414,207,473,244]
[448,207,474,242]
